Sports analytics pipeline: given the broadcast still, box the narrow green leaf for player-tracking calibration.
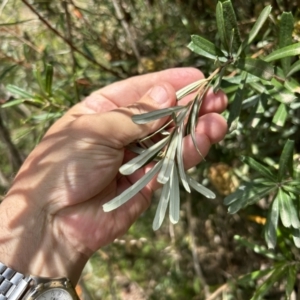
[132,106,184,124]
[228,71,247,131]
[236,58,274,80]
[221,0,241,53]
[279,12,294,75]
[241,156,276,181]
[119,137,169,175]
[216,1,227,51]
[278,139,294,180]
[169,165,180,224]
[157,132,179,184]
[264,43,300,62]
[176,123,191,193]
[45,64,53,95]
[0,65,18,81]
[286,265,297,299]
[176,79,207,100]
[1,99,25,108]
[287,60,300,77]
[251,265,286,299]
[237,268,273,287]
[187,35,225,61]
[292,228,300,248]
[6,85,33,99]
[264,195,279,249]
[103,160,163,212]
[238,5,272,55]
[271,103,288,131]
[153,173,171,230]
[278,189,300,228]
[187,176,215,199]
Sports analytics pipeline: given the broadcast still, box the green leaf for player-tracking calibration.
[103,160,163,212]
[187,176,215,199]
[152,171,171,230]
[220,0,241,53]
[1,99,25,108]
[119,137,169,175]
[227,71,247,131]
[237,268,273,287]
[45,64,53,95]
[241,156,277,181]
[287,60,300,77]
[187,35,225,61]
[236,58,274,80]
[226,185,274,214]
[278,188,300,228]
[238,5,272,55]
[278,139,294,180]
[176,79,207,100]
[0,65,18,81]
[216,1,227,51]
[279,12,294,75]
[292,228,300,248]
[176,123,191,193]
[169,165,180,224]
[6,85,33,99]
[251,265,286,299]
[264,195,279,249]
[264,43,300,62]
[271,103,288,131]
[286,265,297,299]
[132,106,184,124]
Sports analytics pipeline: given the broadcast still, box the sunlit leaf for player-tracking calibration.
[278,189,300,228]
[120,137,169,175]
[188,35,225,61]
[153,173,171,230]
[103,160,163,212]
[237,58,274,80]
[287,60,300,77]
[169,165,180,224]
[238,5,272,55]
[176,79,207,100]
[264,195,279,249]
[264,43,300,62]
[292,228,300,248]
[187,176,215,199]
[241,156,276,181]
[278,139,294,180]
[132,106,184,124]
[271,103,288,131]
[6,85,33,98]
[279,12,294,75]
[1,99,25,108]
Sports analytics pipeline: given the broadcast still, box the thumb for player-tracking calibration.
[77,83,177,147]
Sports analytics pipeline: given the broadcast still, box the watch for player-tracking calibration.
[0,262,79,300]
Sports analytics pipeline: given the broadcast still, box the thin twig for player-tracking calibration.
[21,0,124,78]
[186,192,210,298]
[111,0,141,62]
[206,283,229,300]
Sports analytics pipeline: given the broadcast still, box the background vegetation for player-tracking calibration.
[0,0,300,299]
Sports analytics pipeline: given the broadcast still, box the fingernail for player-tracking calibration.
[149,85,168,104]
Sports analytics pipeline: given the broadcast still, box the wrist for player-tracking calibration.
[0,195,86,285]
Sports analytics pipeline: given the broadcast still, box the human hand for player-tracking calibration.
[0,68,227,284]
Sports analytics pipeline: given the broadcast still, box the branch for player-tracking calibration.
[21,0,125,78]
[111,0,141,61]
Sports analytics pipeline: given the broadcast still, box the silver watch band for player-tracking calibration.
[0,263,31,300]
